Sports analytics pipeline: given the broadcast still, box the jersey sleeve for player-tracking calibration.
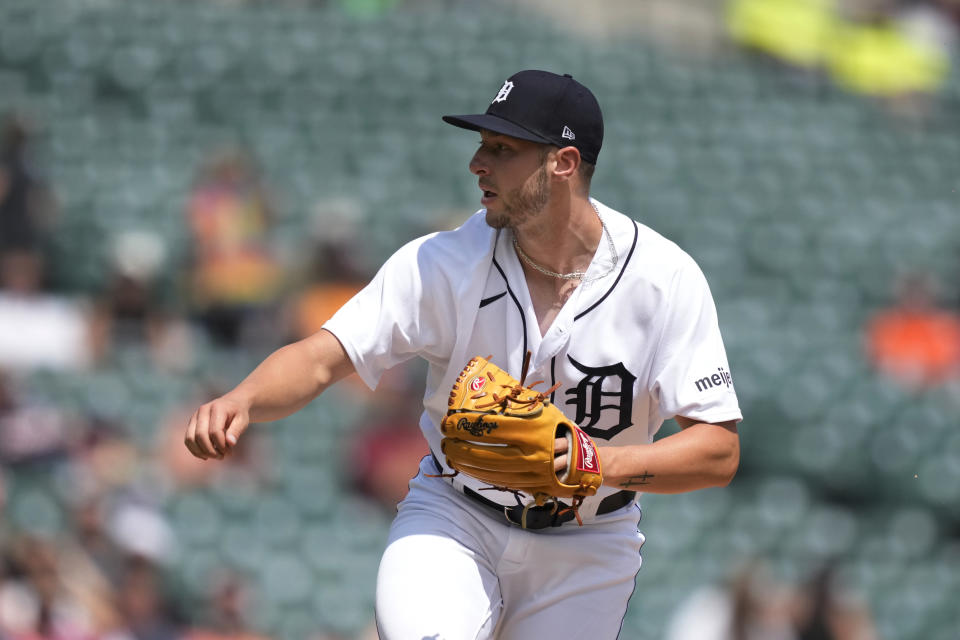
[322,237,456,390]
[650,255,742,424]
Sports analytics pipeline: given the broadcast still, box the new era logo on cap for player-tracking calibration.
[442,70,604,164]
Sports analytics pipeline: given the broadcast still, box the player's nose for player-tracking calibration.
[469,149,488,176]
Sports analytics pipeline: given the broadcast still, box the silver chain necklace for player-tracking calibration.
[513,201,618,284]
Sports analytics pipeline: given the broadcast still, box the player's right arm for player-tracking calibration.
[184,328,355,460]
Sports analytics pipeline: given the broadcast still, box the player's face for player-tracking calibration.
[469,132,551,230]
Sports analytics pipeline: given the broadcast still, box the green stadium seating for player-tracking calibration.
[3,0,959,637]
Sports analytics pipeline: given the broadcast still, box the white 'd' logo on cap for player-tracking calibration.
[492,80,514,104]
[562,126,576,140]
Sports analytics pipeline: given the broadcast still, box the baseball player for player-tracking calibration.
[184,70,742,639]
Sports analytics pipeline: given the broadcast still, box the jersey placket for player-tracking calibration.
[499,231,580,375]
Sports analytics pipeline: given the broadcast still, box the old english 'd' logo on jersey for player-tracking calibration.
[492,80,514,103]
[574,427,600,473]
[469,376,486,393]
[564,356,636,439]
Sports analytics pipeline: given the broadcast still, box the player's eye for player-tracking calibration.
[477,140,509,154]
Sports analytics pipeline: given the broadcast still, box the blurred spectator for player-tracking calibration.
[345,364,428,512]
[58,418,179,569]
[88,232,194,372]
[185,149,283,348]
[105,503,177,571]
[102,555,185,640]
[69,496,126,589]
[181,571,269,640]
[865,272,960,389]
[0,533,118,639]
[727,0,836,71]
[825,0,953,116]
[0,113,57,295]
[726,0,955,108]
[0,290,91,371]
[287,231,368,343]
[792,564,878,640]
[0,371,76,467]
[898,0,960,43]
[284,198,374,399]
[56,418,142,513]
[0,141,89,371]
[664,559,797,640]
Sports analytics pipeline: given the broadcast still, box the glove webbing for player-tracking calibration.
[471,351,561,412]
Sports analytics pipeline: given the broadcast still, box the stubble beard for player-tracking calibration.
[485,165,550,230]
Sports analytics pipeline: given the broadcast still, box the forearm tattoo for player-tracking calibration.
[620,472,655,488]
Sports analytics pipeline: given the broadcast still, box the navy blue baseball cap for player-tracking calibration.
[443,70,604,164]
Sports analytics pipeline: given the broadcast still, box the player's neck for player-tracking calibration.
[513,194,600,276]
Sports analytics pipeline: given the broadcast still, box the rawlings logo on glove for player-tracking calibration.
[455,416,497,437]
[438,353,604,525]
[576,428,601,474]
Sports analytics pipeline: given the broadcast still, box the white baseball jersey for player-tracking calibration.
[324,199,742,520]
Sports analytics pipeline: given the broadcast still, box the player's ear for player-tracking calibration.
[551,146,581,183]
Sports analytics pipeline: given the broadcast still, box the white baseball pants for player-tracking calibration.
[375,456,645,640]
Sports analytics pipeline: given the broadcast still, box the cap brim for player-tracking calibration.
[442,114,551,145]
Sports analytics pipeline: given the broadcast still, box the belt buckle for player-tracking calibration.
[504,502,565,530]
[504,504,542,529]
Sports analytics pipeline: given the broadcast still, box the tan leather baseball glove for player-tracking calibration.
[439,354,603,524]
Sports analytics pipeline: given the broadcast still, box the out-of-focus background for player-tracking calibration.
[1,0,959,638]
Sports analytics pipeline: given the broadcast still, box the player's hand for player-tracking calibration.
[184,393,251,460]
[553,436,568,473]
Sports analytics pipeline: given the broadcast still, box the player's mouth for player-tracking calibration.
[480,185,498,205]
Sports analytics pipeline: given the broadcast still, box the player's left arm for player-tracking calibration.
[555,416,739,494]
[597,416,739,493]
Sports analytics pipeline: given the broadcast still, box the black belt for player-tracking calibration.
[431,454,635,530]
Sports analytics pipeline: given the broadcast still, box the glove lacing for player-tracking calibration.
[473,351,562,412]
